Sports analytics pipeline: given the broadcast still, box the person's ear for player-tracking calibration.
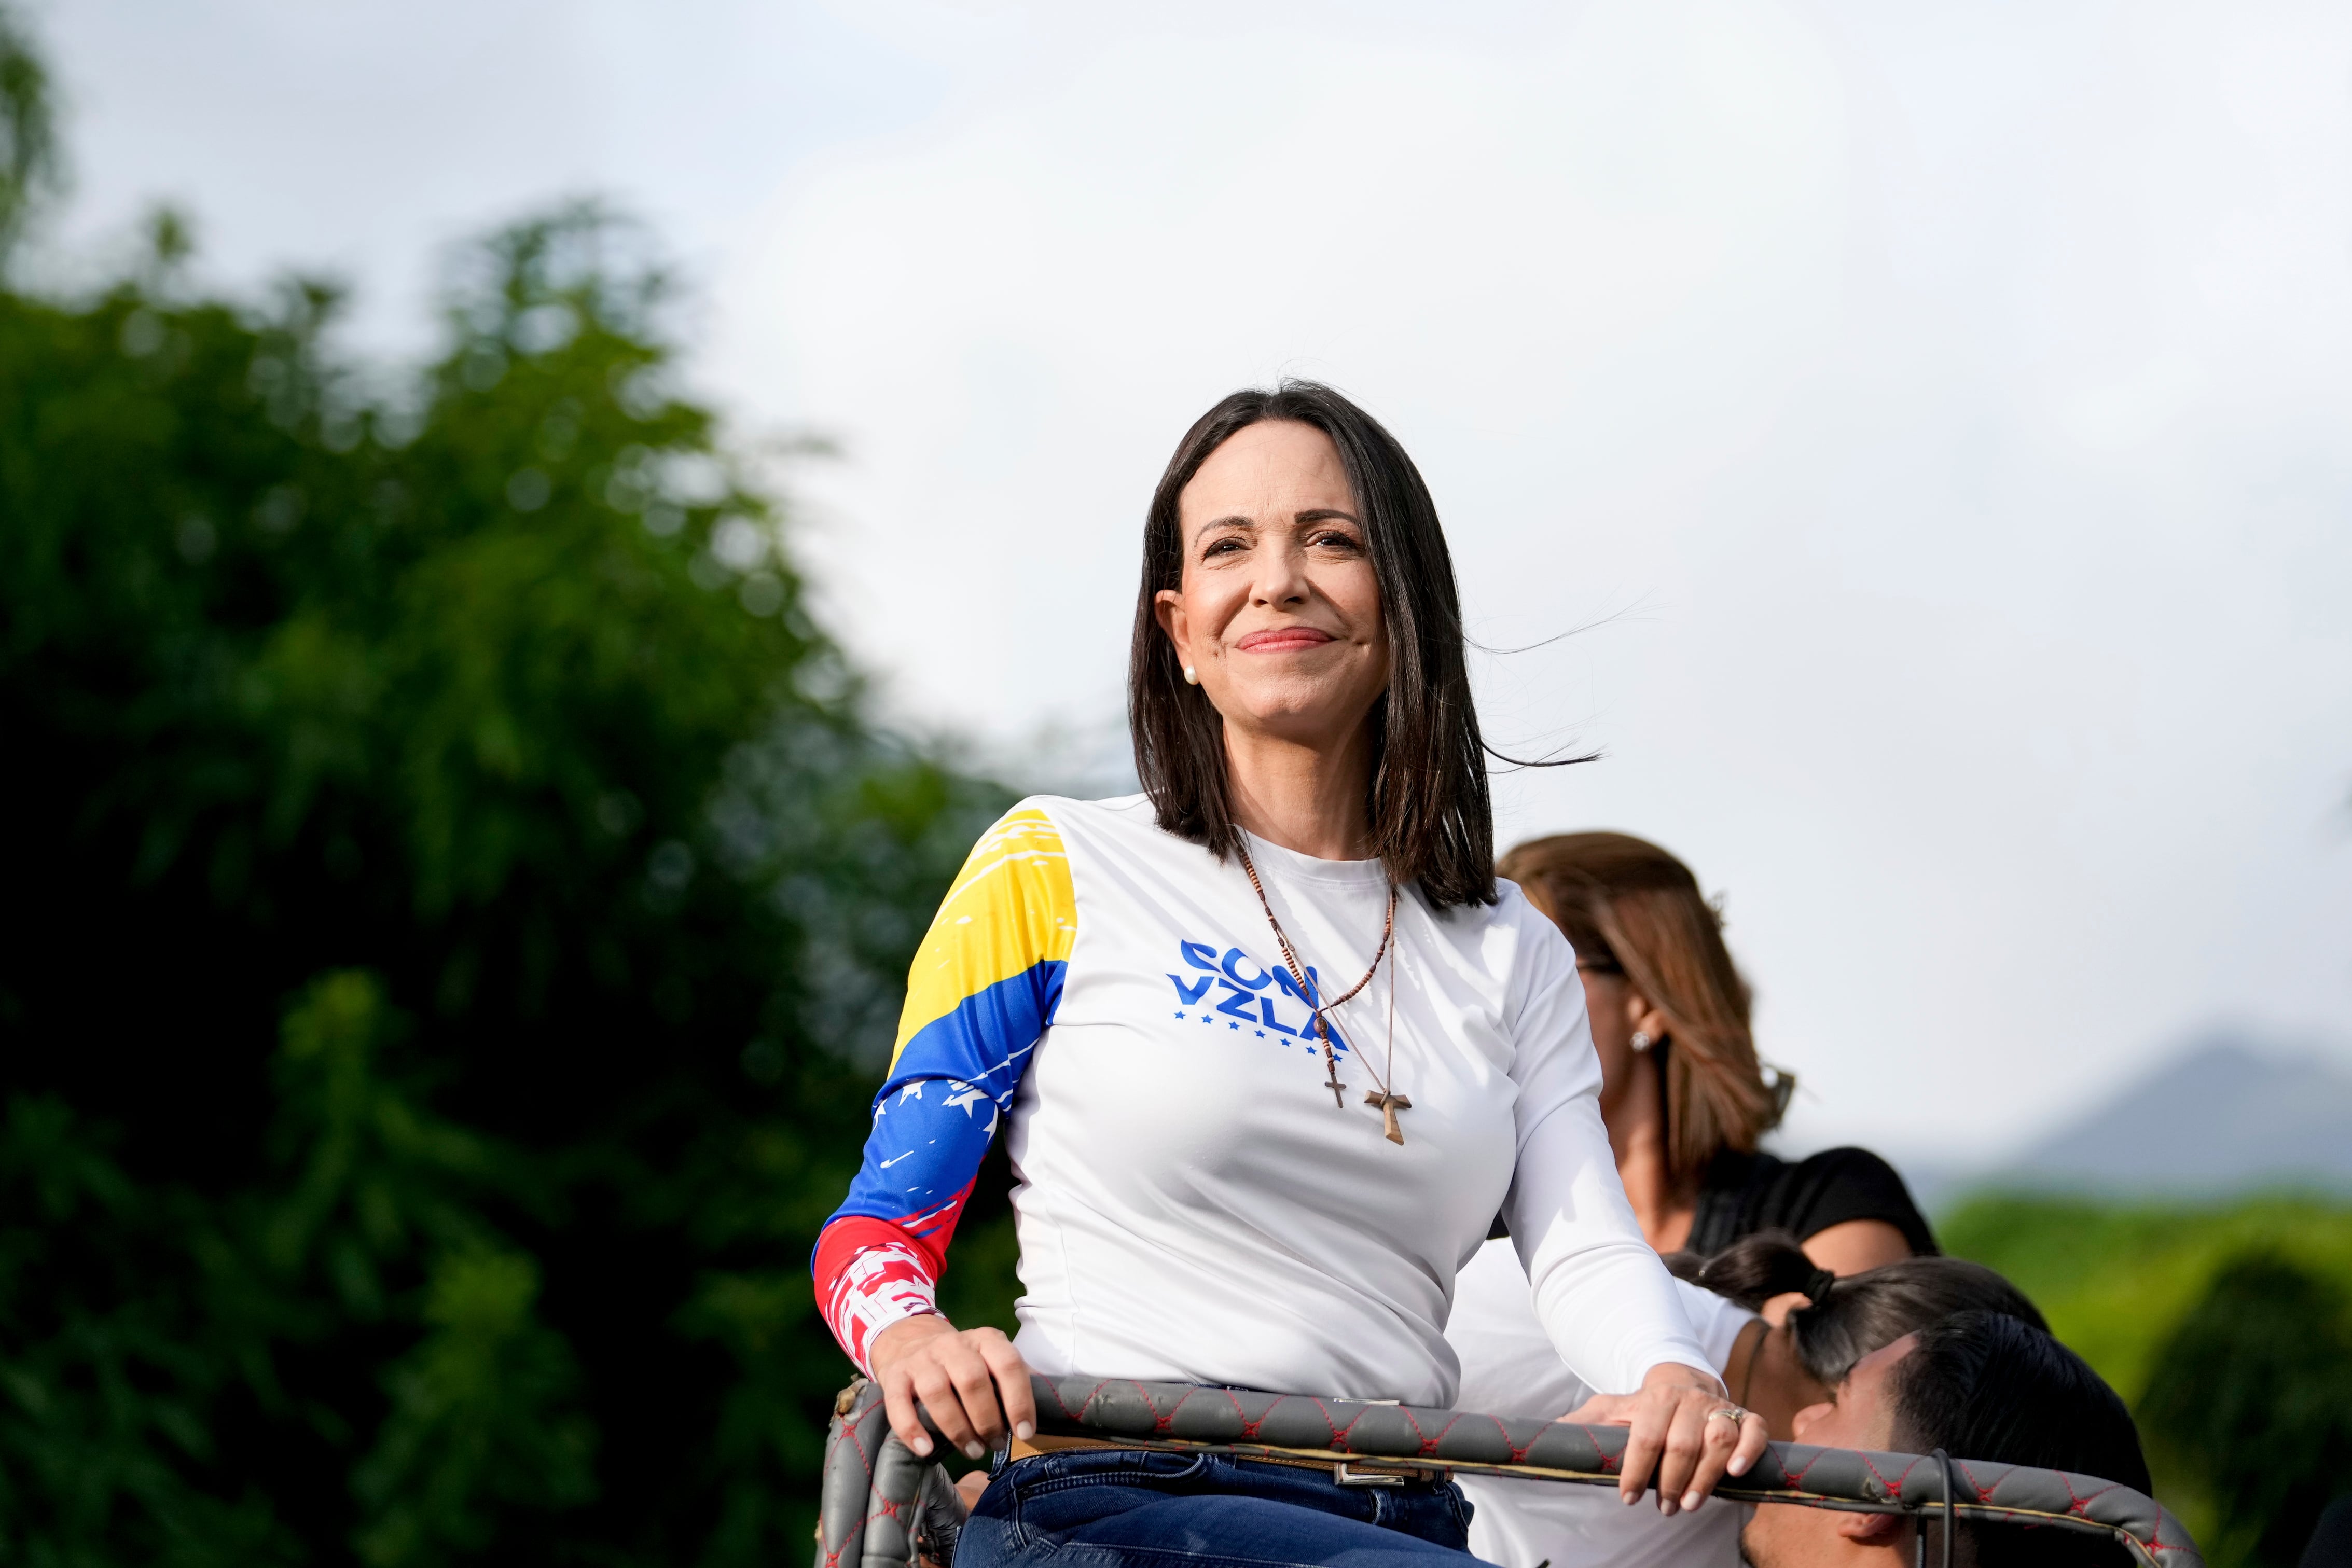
[1153,590,1192,672]
[1834,1512,1906,1546]
[1625,991,1669,1048]
[1789,1399,1834,1440]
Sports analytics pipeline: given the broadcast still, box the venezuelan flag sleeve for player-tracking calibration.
[812,806,1075,1371]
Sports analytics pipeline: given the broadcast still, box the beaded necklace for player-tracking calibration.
[1234,834,1411,1145]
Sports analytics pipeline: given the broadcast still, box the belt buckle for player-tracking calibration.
[1334,1461,1409,1487]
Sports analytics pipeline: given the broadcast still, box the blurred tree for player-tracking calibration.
[2137,1252,2352,1568]
[0,0,54,256]
[1940,1193,2352,1408]
[0,9,1013,1561]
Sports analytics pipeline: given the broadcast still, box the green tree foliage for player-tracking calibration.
[1940,1193,2352,1406]
[0,15,1011,1559]
[2139,1253,2352,1568]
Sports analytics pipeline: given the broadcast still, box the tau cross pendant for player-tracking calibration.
[1364,1089,1413,1146]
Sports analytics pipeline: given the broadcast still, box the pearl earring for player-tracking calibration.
[1182,665,1198,685]
[1629,1030,1653,1053]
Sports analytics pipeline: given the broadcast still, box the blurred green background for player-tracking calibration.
[2,6,2349,1566]
[1942,1194,2352,1568]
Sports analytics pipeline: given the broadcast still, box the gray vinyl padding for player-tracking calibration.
[813,1372,2206,1568]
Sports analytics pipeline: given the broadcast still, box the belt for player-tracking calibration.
[1006,1431,1449,1487]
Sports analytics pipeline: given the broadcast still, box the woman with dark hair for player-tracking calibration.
[811,383,1768,1568]
[1496,832,1934,1272]
[1447,1230,2047,1568]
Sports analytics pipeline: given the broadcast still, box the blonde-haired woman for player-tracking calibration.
[1494,831,1932,1272]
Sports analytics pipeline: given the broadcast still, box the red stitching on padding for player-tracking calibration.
[1472,1414,1532,1464]
[1551,1424,1621,1475]
[818,1408,884,1568]
[1854,1453,1927,1500]
[1783,1452,1825,1486]
[2056,1474,2120,1517]
[1132,1379,1175,1434]
[1424,1412,1517,1461]
[1383,1405,1434,1455]
[1304,1396,1352,1446]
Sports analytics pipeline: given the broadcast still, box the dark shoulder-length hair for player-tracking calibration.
[1127,380,1496,908]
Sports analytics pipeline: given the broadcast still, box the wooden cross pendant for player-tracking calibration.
[1364,1089,1413,1146]
[1322,1057,1349,1109]
[1312,1021,1350,1109]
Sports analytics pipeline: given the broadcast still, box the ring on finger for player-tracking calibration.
[1706,1406,1746,1425]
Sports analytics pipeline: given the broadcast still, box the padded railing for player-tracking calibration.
[815,1373,2205,1568]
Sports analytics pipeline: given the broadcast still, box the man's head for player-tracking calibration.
[1741,1310,2152,1568]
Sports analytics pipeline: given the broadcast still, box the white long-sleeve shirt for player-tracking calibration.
[817,795,1707,1406]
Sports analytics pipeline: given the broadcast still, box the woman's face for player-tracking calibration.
[1578,962,1668,1121]
[1154,421,1390,755]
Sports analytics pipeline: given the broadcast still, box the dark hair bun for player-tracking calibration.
[1690,1237,2051,1388]
[1691,1230,1822,1310]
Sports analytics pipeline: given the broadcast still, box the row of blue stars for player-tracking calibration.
[1173,1010,1345,1060]
[1174,1008,1283,1039]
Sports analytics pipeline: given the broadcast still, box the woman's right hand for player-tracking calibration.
[1563,1362,1769,1514]
[869,1313,1037,1461]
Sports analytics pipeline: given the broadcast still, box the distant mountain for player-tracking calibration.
[1918,1037,2352,1204]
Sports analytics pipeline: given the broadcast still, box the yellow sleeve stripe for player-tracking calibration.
[889,807,1077,1066]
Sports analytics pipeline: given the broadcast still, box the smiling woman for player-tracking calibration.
[1130,384,1496,907]
[811,382,1769,1568]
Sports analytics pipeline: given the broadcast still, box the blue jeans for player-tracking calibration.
[954,1447,1488,1568]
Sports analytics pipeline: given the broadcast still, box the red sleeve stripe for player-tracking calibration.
[814,1215,945,1373]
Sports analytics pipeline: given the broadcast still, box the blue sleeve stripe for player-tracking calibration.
[823,959,1064,1241]
[877,960,1064,1112]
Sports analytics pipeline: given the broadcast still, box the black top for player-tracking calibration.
[1684,1145,1937,1259]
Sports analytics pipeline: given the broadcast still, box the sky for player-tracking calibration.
[32,0,2352,1170]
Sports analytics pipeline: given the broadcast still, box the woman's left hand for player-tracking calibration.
[1560,1362,1770,1514]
